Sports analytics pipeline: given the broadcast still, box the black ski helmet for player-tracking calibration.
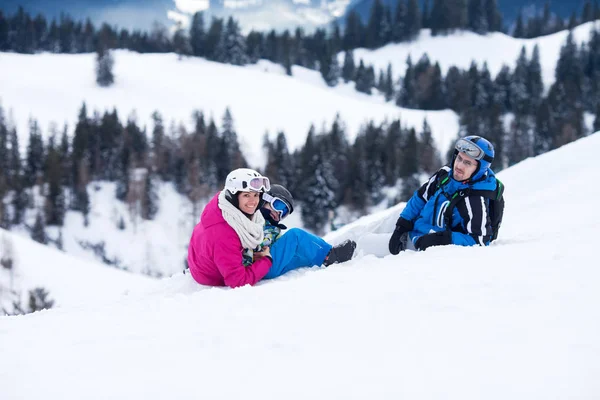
[266,184,295,216]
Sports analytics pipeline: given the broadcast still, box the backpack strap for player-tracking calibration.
[442,179,503,230]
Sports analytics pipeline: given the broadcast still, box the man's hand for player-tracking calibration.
[415,231,452,251]
[389,217,414,255]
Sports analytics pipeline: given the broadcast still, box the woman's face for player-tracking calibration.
[238,191,261,215]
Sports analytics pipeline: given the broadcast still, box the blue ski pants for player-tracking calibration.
[263,228,332,280]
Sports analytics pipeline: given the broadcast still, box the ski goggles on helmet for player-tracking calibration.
[243,176,271,192]
[455,138,486,161]
[262,193,290,218]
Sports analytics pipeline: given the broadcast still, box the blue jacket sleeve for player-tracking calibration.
[400,168,448,222]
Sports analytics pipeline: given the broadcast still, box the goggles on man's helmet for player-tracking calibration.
[262,193,290,218]
[244,177,271,192]
[455,138,487,161]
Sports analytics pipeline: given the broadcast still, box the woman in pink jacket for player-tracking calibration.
[187,168,356,288]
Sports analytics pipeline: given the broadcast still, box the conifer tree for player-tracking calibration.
[383,119,402,185]
[485,0,502,32]
[492,64,512,112]
[342,50,355,82]
[366,0,386,48]
[204,17,224,60]
[343,11,364,50]
[511,47,530,115]
[215,17,248,65]
[321,48,341,87]
[528,44,544,110]
[594,102,600,132]
[142,172,159,220]
[173,22,192,58]
[468,0,488,34]
[384,63,395,101]
[44,134,66,226]
[407,0,422,40]
[218,108,246,181]
[31,212,48,244]
[533,98,554,156]
[397,56,416,107]
[392,0,408,42]
[95,46,114,87]
[24,119,44,187]
[399,128,420,200]
[189,11,206,57]
[418,119,441,174]
[301,151,336,236]
[422,0,431,29]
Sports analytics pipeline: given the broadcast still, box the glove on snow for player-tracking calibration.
[388,217,414,255]
[415,231,452,251]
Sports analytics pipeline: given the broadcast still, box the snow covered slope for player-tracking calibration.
[1,133,599,399]
[0,227,157,312]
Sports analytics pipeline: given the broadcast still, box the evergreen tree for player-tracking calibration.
[204,17,224,60]
[485,0,502,32]
[343,11,364,50]
[321,48,341,87]
[513,10,525,37]
[24,119,45,187]
[172,22,192,58]
[218,108,246,181]
[397,56,416,107]
[528,44,544,110]
[215,17,249,65]
[400,128,420,200]
[418,119,441,173]
[406,0,422,40]
[95,46,114,87]
[345,138,369,210]
[492,64,512,112]
[28,287,54,312]
[301,151,336,236]
[142,172,159,220]
[422,0,431,29]
[31,212,48,244]
[594,102,600,132]
[468,0,488,34]
[444,66,470,113]
[341,50,355,82]
[392,0,408,42]
[355,59,373,94]
[189,11,206,57]
[44,134,66,226]
[384,63,395,101]
[534,98,554,156]
[382,119,402,185]
[366,0,386,48]
[582,0,594,22]
[511,46,530,115]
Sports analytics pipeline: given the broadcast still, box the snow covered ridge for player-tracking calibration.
[1,133,599,399]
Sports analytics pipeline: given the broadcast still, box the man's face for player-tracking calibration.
[453,152,478,181]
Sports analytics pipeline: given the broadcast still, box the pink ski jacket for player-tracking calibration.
[187,192,272,288]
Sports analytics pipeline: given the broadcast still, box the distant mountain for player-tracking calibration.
[0,0,592,34]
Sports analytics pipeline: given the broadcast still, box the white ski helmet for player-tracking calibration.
[224,168,270,195]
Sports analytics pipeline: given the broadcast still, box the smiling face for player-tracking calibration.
[453,152,478,181]
[237,191,261,215]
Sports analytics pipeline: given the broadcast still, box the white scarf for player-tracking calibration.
[218,190,265,250]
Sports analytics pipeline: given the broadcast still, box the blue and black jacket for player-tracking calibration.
[400,166,498,247]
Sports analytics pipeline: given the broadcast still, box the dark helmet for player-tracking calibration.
[452,135,495,181]
[264,184,294,217]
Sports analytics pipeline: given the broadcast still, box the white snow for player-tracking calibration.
[1,130,599,399]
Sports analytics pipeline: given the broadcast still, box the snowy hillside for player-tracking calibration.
[2,23,598,171]
[348,21,600,91]
[0,226,157,313]
[1,132,599,399]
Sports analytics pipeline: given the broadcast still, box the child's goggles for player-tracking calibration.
[262,193,290,218]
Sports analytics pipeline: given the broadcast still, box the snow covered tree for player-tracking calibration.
[189,11,206,57]
[28,287,54,313]
[301,152,336,236]
[31,212,48,244]
[342,50,355,83]
[95,46,114,87]
[418,119,441,174]
[215,17,248,66]
[24,118,44,187]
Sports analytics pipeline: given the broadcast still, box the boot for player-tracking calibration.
[323,239,357,266]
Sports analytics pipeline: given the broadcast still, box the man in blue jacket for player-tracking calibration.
[389,135,500,253]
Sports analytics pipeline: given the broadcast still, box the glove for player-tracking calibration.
[388,217,414,255]
[415,231,452,251]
